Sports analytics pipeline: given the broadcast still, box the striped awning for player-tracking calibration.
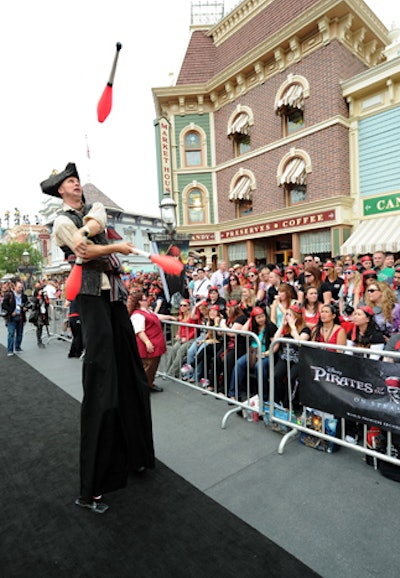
[227,112,250,136]
[276,83,304,115]
[279,157,307,186]
[340,216,400,255]
[229,176,252,201]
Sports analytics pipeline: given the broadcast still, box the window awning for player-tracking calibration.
[229,176,252,201]
[279,157,306,186]
[227,112,250,136]
[276,83,304,115]
[340,216,400,255]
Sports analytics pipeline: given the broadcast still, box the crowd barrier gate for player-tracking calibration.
[160,320,400,469]
[268,337,400,467]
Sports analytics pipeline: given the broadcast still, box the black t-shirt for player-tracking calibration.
[323,277,344,301]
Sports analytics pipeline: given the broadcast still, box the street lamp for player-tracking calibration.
[22,249,30,267]
[159,196,177,235]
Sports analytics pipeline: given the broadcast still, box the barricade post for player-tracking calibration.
[45,301,70,344]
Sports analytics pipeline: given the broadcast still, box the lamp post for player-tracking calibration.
[19,249,34,295]
[159,195,177,236]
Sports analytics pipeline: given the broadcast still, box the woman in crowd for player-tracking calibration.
[346,305,386,355]
[240,284,256,317]
[283,265,299,293]
[255,266,272,305]
[224,273,243,303]
[359,255,373,273]
[207,285,226,314]
[129,291,176,392]
[301,285,322,331]
[334,259,345,279]
[311,303,347,350]
[247,268,261,295]
[338,265,362,318]
[191,304,224,385]
[272,303,311,408]
[358,269,379,305]
[363,281,400,341]
[270,282,294,327]
[321,260,344,304]
[297,265,332,305]
[228,306,277,402]
[204,300,248,393]
[267,269,283,306]
[165,298,196,378]
[181,300,212,382]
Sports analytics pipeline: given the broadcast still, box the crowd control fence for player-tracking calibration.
[45,301,71,344]
[159,319,400,469]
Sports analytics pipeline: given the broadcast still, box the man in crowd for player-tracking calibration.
[2,279,30,356]
[193,267,211,302]
[210,260,229,297]
[40,162,154,514]
[373,250,385,274]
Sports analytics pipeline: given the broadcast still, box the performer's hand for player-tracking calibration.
[118,242,136,255]
[73,231,88,258]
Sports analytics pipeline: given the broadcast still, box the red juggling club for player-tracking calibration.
[65,257,83,301]
[97,42,122,123]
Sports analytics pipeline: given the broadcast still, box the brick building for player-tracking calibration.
[153,0,390,266]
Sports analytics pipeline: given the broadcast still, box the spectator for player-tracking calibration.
[267,269,283,306]
[192,268,211,302]
[338,265,361,317]
[130,291,176,392]
[359,255,373,272]
[256,266,273,305]
[297,265,332,305]
[272,303,311,408]
[210,261,229,297]
[358,269,379,305]
[240,284,256,317]
[270,283,294,327]
[346,305,386,357]
[378,252,395,285]
[364,281,400,341]
[165,299,196,378]
[283,265,299,293]
[297,255,314,285]
[302,285,322,331]
[373,251,385,274]
[228,306,277,402]
[335,259,345,279]
[31,285,50,349]
[184,303,222,384]
[311,303,346,350]
[393,266,400,302]
[2,280,30,356]
[322,260,344,304]
[204,300,248,393]
[224,273,243,302]
[343,254,355,268]
[207,285,226,313]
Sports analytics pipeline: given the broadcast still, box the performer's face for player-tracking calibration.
[58,177,83,204]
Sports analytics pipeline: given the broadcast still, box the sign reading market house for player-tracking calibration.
[220,210,336,240]
[364,193,400,216]
[159,117,172,195]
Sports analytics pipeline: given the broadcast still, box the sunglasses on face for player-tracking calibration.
[367,288,378,293]
[304,259,313,263]
[344,271,354,275]
[180,303,189,307]
[286,271,294,274]
[304,274,313,278]
[322,268,330,271]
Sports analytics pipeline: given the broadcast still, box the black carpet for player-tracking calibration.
[0,345,319,578]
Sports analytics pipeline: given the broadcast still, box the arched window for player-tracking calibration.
[184,131,202,166]
[227,105,254,157]
[277,149,312,206]
[187,188,206,224]
[275,74,309,136]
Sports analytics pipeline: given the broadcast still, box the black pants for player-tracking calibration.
[77,292,155,501]
[68,316,83,357]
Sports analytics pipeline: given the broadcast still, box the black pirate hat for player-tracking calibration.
[40,163,80,197]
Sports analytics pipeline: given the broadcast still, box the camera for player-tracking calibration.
[343,304,354,315]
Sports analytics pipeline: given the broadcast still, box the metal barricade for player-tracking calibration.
[159,319,265,428]
[268,337,400,468]
[45,301,70,344]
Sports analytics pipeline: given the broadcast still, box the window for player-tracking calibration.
[187,188,205,224]
[184,131,202,166]
[234,133,251,157]
[285,183,306,205]
[286,107,304,135]
[237,199,253,217]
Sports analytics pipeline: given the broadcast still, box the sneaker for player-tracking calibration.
[180,364,193,377]
[200,378,210,388]
[7,352,14,357]
[16,348,23,352]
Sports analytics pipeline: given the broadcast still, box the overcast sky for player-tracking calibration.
[0,0,398,225]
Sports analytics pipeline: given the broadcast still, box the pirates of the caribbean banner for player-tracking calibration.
[299,349,400,434]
